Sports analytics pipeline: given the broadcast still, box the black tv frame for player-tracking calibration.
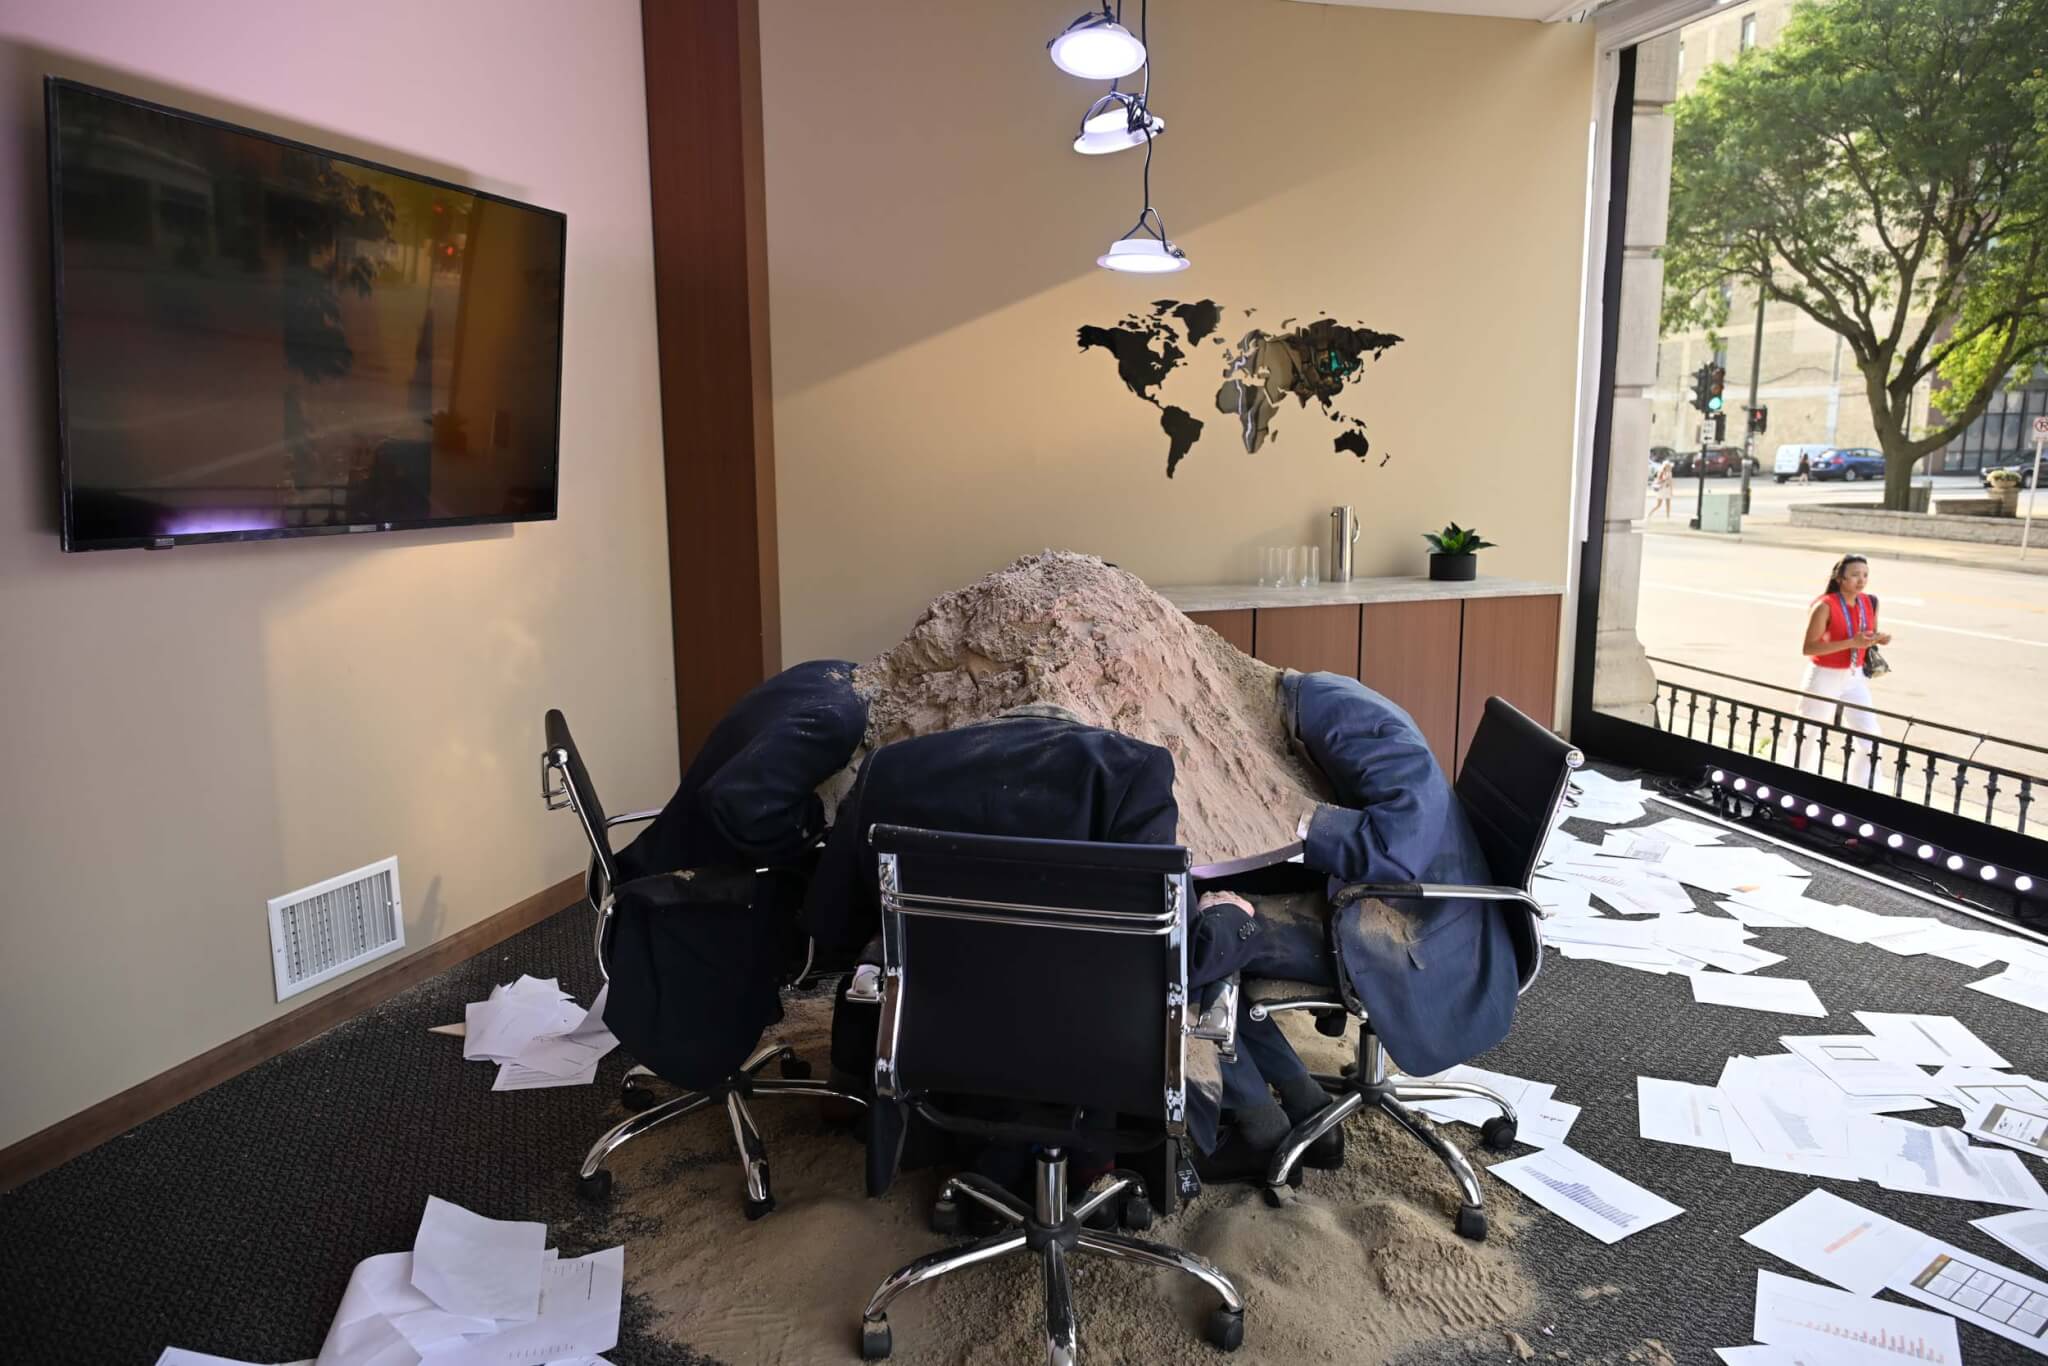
[45,77,569,552]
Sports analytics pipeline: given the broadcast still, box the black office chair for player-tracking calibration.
[1245,696,1582,1239]
[855,825,1246,1364]
[540,709,865,1216]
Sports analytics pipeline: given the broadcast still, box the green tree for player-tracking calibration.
[1662,0,2048,508]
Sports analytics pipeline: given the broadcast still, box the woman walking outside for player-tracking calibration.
[1651,456,1675,519]
[1797,553,1892,786]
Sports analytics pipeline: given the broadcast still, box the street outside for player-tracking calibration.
[1631,473,2048,790]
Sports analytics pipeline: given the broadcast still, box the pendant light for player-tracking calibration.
[1047,5,1147,80]
[1072,90,1163,156]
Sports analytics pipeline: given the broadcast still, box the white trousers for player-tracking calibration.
[1797,663,1882,787]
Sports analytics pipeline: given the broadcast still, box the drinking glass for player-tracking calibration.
[1303,546,1322,587]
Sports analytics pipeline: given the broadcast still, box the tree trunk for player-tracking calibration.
[1881,435,1919,510]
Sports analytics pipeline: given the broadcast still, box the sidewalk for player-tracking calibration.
[1641,514,2048,576]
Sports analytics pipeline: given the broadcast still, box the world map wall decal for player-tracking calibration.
[1077,299,1403,477]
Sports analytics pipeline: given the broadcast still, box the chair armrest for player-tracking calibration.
[1187,978,1239,1062]
[1331,881,1549,920]
[605,809,662,828]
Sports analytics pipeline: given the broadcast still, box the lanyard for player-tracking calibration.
[1836,593,1868,661]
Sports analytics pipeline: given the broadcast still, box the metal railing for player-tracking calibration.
[1646,656,2045,837]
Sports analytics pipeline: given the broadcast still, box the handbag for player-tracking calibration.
[1839,591,1891,678]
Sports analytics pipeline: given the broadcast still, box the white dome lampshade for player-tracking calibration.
[1097,238,1189,273]
[1074,99,1164,155]
[1048,12,1147,80]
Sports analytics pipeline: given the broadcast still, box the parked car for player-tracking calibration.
[1982,464,2042,489]
[1698,446,1743,477]
[1810,447,1887,482]
[1773,442,1833,482]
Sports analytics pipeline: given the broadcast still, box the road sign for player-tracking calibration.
[2034,415,2048,440]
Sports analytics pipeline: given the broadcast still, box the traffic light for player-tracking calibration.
[1748,405,1769,434]
[1705,364,1726,414]
[1688,364,1711,414]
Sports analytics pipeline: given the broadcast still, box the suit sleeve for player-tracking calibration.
[802,760,875,953]
[1110,745,1180,845]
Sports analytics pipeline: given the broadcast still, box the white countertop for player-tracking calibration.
[1152,575,1564,613]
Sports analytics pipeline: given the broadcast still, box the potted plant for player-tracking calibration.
[1423,523,1494,581]
[1987,468,2022,516]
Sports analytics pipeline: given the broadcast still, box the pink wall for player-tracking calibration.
[0,1,676,1148]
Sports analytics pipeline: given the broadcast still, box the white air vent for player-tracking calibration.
[267,856,405,1001]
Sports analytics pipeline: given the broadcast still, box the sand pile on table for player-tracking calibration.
[849,550,1328,863]
[595,994,1541,1366]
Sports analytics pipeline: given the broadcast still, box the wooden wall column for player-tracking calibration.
[642,0,780,764]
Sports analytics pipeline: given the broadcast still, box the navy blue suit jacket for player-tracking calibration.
[802,713,1183,955]
[617,659,868,880]
[1284,672,1520,1076]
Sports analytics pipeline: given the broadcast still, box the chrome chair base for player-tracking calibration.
[577,1042,866,1217]
[1263,1026,1517,1241]
[858,1149,1245,1363]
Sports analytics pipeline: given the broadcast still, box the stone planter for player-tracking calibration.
[1992,486,2021,517]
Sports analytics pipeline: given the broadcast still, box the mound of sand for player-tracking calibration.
[848,550,1329,863]
[589,994,1540,1366]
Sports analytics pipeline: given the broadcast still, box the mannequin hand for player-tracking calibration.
[1874,631,1892,645]
[1198,890,1255,918]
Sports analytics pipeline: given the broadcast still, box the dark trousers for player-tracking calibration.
[1203,917,1335,1130]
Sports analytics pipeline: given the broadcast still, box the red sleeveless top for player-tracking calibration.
[1811,592,1876,670]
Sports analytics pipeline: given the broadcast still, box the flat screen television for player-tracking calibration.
[46,79,566,551]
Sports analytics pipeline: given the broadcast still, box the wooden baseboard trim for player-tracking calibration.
[0,873,584,1193]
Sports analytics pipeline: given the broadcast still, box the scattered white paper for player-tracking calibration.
[430,1246,624,1366]
[157,1354,314,1366]
[1969,965,2048,1016]
[1975,1210,2048,1274]
[1488,1145,1683,1244]
[1520,1099,1582,1148]
[1851,1012,2010,1069]
[1740,1191,1927,1296]
[458,979,616,1091]
[1876,1121,2048,1209]
[1778,1036,1940,1098]
[1965,1098,2048,1160]
[1720,1058,1861,1180]
[1689,973,1828,1018]
[1711,1349,1815,1366]
[1637,1077,1730,1152]
[1887,1241,2048,1355]
[410,1196,548,1324]
[1933,1068,2048,1114]
[1642,816,1727,846]
[1752,1270,1961,1365]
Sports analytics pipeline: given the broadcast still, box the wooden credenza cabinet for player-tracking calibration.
[1179,579,1562,775]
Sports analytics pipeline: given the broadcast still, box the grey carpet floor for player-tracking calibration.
[3,779,2045,1365]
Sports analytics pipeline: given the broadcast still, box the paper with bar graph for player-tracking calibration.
[1487,1146,1682,1244]
[1753,1270,1960,1364]
[1741,1190,1928,1296]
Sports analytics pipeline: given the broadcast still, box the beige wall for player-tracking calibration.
[763,0,1595,664]
[0,1,675,1150]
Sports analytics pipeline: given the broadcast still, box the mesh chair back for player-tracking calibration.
[871,826,1191,1128]
[544,709,620,892]
[1454,697,1582,892]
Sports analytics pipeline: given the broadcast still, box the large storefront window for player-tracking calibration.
[1578,2,2048,867]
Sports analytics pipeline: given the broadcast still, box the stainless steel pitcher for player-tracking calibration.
[1329,505,1359,582]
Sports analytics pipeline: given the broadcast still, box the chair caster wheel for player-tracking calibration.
[1481,1117,1518,1151]
[780,1054,812,1080]
[1206,1306,1245,1352]
[930,1197,961,1236]
[1260,1185,1287,1209]
[1121,1191,1154,1232]
[576,1170,612,1202]
[1455,1203,1487,1241]
[860,1317,893,1359]
[744,1193,776,1220]
[620,1084,658,1113]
